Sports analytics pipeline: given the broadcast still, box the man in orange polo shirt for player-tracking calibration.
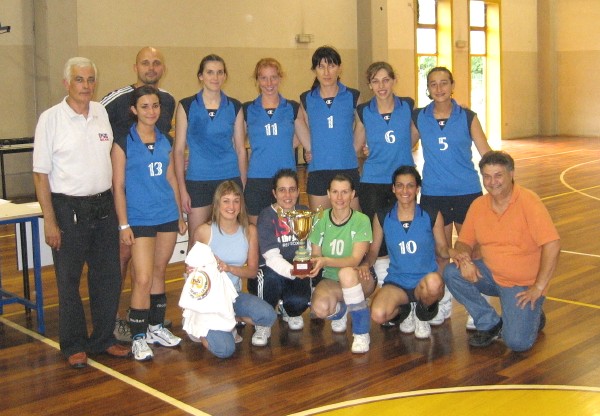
[443,150,560,351]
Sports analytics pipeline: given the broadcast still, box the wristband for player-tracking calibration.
[118,224,130,231]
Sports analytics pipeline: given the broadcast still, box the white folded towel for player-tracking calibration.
[179,242,238,338]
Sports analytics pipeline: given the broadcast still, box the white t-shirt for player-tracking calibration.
[33,97,114,196]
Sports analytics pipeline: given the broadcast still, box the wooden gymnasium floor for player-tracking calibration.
[0,136,599,416]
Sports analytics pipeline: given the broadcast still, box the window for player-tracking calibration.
[416,0,438,107]
[470,0,487,130]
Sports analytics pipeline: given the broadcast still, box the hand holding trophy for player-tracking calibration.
[278,207,322,277]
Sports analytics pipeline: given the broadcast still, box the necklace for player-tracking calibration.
[331,209,352,225]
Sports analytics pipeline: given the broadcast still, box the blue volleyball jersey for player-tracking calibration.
[357,95,415,184]
[116,124,179,226]
[243,95,299,178]
[413,99,481,196]
[300,82,359,171]
[180,91,242,181]
[382,203,437,289]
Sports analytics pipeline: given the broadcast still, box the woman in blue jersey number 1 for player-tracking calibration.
[111,85,187,361]
[307,174,375,354]
[299,45,361,211]
[174,54,247,251]
[412,66,492,327]
[243,58,311,224]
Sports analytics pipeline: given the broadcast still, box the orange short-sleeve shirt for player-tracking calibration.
[458,184,560,287]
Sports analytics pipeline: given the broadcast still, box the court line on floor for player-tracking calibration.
[288,384,600,416]
[1,275,185,316]
[547,296,600,309]
[541,184,600,201]
[559,160,600,202]
[0,316,210,416]
[560,249,600,259]
[514,149,585,161]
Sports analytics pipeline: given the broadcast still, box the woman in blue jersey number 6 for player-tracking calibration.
[355,61,415,222]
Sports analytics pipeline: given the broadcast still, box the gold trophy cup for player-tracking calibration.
[278,207,322,277]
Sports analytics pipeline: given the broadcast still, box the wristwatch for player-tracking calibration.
[118,224,130,230]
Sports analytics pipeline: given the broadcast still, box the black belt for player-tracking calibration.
[51,190,112,201]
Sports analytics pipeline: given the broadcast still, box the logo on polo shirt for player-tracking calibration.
[98,133,110,141]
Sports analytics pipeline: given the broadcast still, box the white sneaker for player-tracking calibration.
[147,324,182,347]
[399,303,416,333]
[430,289,453,325]
[331,310,348,333]
[429,299,452,326]
[251,325,271,346]
[285,315,304,330]
[132,338,153,361]
[429,308,444,326]
[466,315,476,330]
[415,318,431,339]
[351,333,370,353]
[232,329,243,344]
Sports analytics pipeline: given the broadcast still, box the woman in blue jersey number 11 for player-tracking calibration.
[243,58,311,224]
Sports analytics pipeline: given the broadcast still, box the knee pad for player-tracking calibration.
[397,303,412,322]
[326,302,347,320]
[416,301,439,321]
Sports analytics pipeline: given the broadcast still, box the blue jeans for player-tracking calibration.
[248,266,314,316]
[205,292,277,358]
[444,259,544,352]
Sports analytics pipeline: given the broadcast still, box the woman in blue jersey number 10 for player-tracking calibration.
[360,166,451,340]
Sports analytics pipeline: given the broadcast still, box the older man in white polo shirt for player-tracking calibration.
[33,57,131,368]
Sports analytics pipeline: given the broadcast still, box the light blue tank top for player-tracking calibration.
[209,222,248,292]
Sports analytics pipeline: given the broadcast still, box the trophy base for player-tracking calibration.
[292,260,313,277]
